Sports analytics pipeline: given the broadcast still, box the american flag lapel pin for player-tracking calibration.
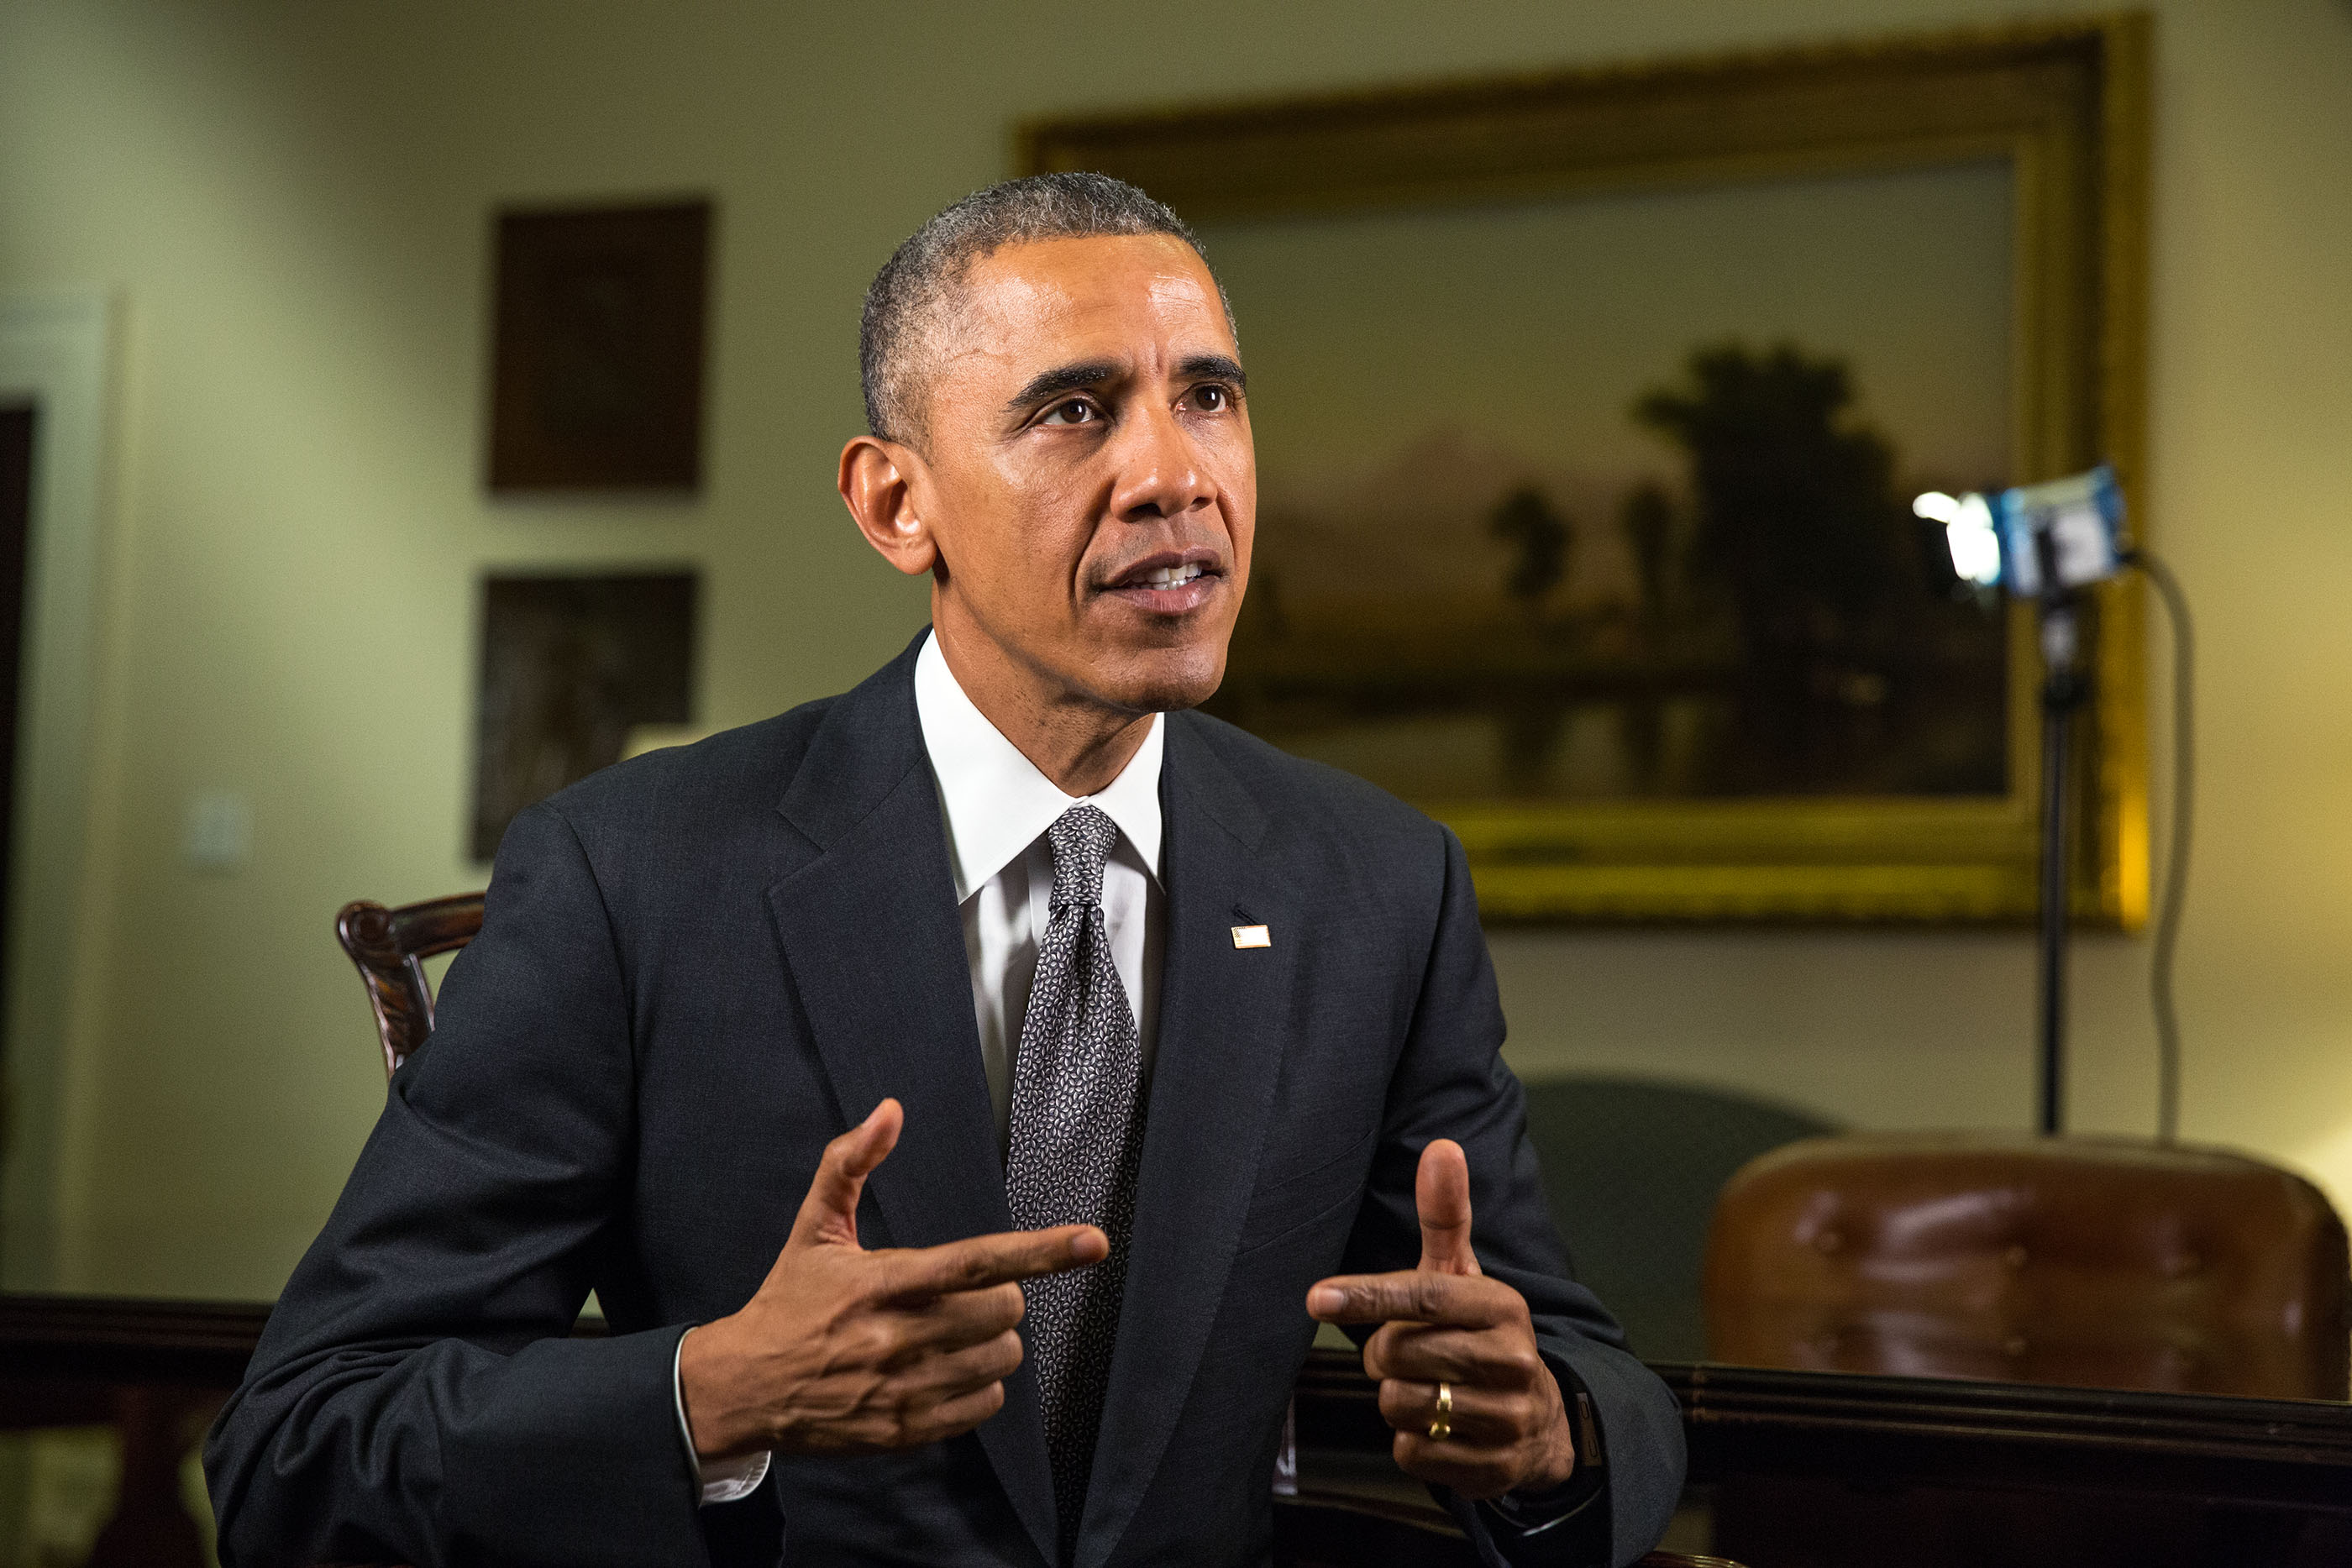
[1231,924,1272,949]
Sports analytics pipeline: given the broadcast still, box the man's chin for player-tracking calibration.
[1093,642,1229,716]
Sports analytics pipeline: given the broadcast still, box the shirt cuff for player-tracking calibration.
[673,1327,771,1505]
[1483,1470,1601,1539]
[1480,1361,1607,1539]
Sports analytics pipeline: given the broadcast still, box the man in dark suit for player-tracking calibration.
[207,173,1684,1568]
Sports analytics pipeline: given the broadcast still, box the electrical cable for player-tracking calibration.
[2129,548,2193,1144]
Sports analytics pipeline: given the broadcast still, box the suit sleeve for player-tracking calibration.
[202,803,711,1568]
[1336,826,1687,1568]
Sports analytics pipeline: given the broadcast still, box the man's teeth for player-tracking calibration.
[1136,564,1205,589]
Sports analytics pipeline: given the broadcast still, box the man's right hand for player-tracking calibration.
[678,1098,1105,1463]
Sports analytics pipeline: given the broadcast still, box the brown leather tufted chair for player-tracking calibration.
[1703,1132,2351,1399]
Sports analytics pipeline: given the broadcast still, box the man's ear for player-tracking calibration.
[838,435,937,576]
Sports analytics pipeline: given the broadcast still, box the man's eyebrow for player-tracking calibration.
[1177,354,1247,394]
[1003,354,1249,417]
[1005,359,1121,415]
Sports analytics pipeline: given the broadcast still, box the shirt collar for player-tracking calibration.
[913,630,1165,905]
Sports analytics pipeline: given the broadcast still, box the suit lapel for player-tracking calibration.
[1078,718,1299,1568]
[764,642,1058,1567]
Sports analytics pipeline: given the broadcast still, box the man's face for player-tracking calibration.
[905,233,1255,716]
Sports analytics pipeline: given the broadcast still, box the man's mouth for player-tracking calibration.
[1103,553,1223,612]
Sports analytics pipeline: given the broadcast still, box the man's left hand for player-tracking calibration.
[1306,1139,1576,1502]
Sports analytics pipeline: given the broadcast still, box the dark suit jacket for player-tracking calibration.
[206,635,1684,1568]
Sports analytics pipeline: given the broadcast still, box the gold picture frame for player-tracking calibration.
[1022,15,2150,925]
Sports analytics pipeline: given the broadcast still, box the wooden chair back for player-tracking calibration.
[333,893,485,1077]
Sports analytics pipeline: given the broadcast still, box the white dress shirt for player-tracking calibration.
[679,630,1166,1504]
[915,630,1166,1146]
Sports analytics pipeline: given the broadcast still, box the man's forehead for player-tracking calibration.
[950,234,1233,370]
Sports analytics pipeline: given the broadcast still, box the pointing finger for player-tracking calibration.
[1305,1269,1512,1329]
[788,1099,903,1251]
[1415,1139,1479,1276]
[879,1225,1108,1303]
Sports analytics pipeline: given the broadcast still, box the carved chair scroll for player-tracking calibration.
[333,893,485,1077]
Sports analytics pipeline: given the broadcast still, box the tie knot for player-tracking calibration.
[1046,805,1119,910]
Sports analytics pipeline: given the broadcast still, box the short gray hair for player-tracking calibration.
[858,172,1232,447]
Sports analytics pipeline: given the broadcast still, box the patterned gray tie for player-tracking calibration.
[1005,803,1147,1555]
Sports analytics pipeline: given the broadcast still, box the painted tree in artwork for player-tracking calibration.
[1620,479,1676,632]
[1487,485,1572,616]
[1484,485,1574,791]
[1633,341,1924,789]
[1635,342,1914,628]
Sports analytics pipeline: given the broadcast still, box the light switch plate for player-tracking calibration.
[183,791,252,873]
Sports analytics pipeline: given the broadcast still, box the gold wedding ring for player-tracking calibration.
[1425,1380,1453,1441]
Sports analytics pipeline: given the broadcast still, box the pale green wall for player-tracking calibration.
[0,0,2348,1298]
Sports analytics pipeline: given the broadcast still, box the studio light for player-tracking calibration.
[1913,467,2187,1140]
[1913,490,2002,586]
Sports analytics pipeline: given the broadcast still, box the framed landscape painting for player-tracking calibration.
[1023,16,2150,923]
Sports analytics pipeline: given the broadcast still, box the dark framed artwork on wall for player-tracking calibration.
[472,570,698,860]
[1023,16,2150,925]
[486,199,712,491]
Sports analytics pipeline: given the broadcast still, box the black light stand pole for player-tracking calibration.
[2034,591,2085,1135]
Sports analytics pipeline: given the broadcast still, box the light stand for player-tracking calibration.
[2033,590,2085,1135]
[1924,468,2126,1138]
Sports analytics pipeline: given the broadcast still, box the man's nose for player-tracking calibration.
[1107,399,1215,524]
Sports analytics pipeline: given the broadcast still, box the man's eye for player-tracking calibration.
[1191,385,1231,412]
[1039,398,1100,426]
